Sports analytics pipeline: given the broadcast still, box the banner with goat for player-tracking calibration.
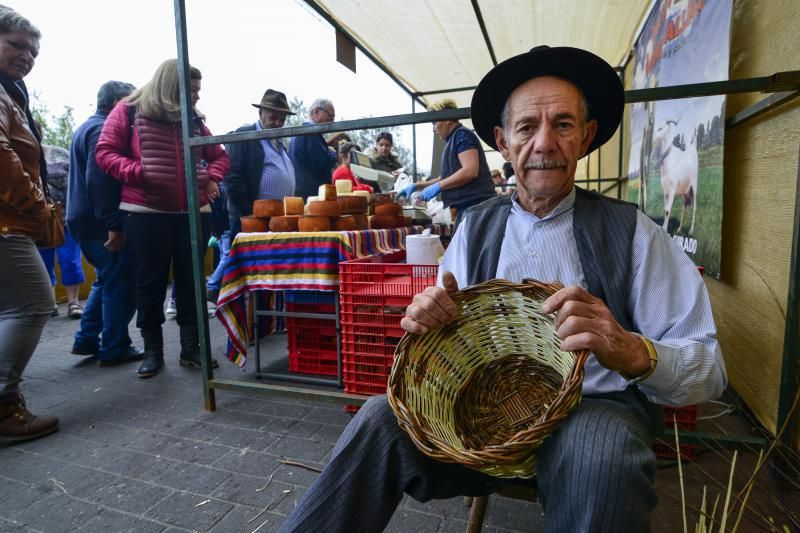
[627,0,732,279]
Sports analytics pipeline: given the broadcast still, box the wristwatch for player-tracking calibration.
[620,334,658,383]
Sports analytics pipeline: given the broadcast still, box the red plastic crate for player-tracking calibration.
[285,295,338,377]
[655,405,698,460]
[338,251,438,395]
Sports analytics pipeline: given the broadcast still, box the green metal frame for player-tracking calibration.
[171,1,800,437]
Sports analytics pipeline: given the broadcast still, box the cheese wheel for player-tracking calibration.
[374,202,402,217]
[333,215,356,231]
[283,197,304,216]
[352,213,369,230]
[403,216,413,227]
[352,190,370,199]
[298,216,331,232]
[253,199,284,217]
[370,193,391,205]
[334,179,353,194]
[240,216,269,233]
[369,215,401,229]
[318,184,337,201]
[269,215,300,232]
[337,195,368,214]
[308,200,341,217]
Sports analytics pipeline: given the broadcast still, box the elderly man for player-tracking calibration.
[67,81,142,365]
[288,98,349,199]
[278,46,726,532]
[206,89,296,302]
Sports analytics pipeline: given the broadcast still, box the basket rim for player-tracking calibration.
[387,278,589,476]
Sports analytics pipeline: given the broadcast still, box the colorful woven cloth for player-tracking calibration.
[216,227,421,367]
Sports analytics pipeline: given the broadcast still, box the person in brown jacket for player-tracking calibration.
[0,5,59,442]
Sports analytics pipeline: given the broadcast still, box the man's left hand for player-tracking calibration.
[420,182,442,201]
[541,286,650,377]
[206,181,220,201]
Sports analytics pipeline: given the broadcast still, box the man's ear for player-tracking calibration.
[580,119,598,156]
[494,126,511,160]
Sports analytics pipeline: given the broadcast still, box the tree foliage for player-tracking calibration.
[30,91,75,149]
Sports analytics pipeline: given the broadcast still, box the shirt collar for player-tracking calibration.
[511,187,576,222]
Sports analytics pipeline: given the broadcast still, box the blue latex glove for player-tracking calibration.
[420,182,442,201]
[398,183,417,199]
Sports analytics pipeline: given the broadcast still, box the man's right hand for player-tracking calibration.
[401,272,459,334]
[104,230,125,252]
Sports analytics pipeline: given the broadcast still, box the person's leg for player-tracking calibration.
[0,235,59,441]
[205,229,232,296]
[72,240,104,355]
[127,213,172,377]
[37,247,58,315]
[279,395,499,533]
[173,214,216,367]
[78,240,137,362]
[56,229,86,318]
[535,388,658,533]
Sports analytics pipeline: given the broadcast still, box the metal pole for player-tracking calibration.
[412,96,417,179]
[173,0,215,412]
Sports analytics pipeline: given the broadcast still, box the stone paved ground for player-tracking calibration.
[0,302,542,533]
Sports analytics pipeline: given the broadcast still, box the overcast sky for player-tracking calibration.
[21,0,436,172]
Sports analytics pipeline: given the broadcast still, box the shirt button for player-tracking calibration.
[532,250,538,257]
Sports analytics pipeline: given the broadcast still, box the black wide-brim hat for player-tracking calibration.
[471,46,623,154]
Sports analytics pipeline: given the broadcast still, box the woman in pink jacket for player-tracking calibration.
[96,59,229,378]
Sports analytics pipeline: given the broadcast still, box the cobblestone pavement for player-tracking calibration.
[0,302,542,532]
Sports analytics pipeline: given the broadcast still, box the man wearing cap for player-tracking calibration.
[206,89,296,302]
[279,47,726,532]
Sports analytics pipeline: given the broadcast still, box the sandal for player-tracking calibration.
[67,303,83,319]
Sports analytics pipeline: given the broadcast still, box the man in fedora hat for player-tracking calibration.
[279,47,726,532]
[206,89,296,302]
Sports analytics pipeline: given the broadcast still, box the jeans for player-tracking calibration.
[73,239,136,361]
[0,235,54,399]
[206,217,240,294]
[38,227,86,286]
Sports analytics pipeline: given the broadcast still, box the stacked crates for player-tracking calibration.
[654,405,699,460]
[285,291,338,376]
[338,251,438,395]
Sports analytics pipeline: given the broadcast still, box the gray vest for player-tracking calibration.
[462,188,638,331]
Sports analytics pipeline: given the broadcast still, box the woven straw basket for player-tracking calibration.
[387,279,588,478]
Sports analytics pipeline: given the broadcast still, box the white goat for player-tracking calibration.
[651,120,698,234]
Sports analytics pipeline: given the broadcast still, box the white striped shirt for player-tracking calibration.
[255,121,296,200]
[439,188,727,406]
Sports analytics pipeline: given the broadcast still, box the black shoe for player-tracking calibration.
[206,287,219,303]
[71,344,98,357]
[99,346,145,367]
[137,351,164,378]
[179,351,219,369]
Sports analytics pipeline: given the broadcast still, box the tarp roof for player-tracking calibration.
[311,0,655,108]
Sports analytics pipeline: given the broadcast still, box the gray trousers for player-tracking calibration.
[0,235,55,399]
[280,388,658,533]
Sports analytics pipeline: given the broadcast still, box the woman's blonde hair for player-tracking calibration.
[127,59,202,122]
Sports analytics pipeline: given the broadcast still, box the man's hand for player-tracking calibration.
[420,182,442,201]
[541,286,650,377]
[104,230,126,252]
[206,181,220,201]
[396,183,417,199]
[401,272,459,334]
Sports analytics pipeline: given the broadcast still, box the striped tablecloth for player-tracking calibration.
[216,227,421,367]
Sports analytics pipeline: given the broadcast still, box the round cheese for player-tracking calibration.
[318,184,337,201]
[240,216,269,233]
[308,200,341,217]
[352,214,369,230]
[253,199,284,217]
[337,195,368,214]
[298,216,331,232]
[333,215,356,231]
[283,197,305,216]
[374,202,402,217]
[334,179,353,194]
[369,215,402,229]
[269,215,300,232]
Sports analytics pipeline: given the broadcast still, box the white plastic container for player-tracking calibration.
[405,229,444,265]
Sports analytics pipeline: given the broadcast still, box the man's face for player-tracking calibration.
[432,120,454,141]
[259,109,287,129]
[190,79,201,106]
[313,105,335,124]
[0,31,39,81]
[494,76,596,210]
[376,138,392,156]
